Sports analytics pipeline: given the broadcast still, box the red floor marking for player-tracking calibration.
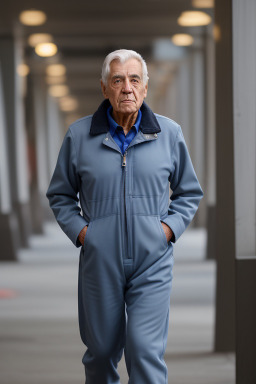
[0,289,17,298]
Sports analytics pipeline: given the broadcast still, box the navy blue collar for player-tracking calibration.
[90,99,161,136]
[107,106,142,136]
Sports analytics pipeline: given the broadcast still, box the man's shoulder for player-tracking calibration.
[68,114,93,137]
[154,113,181,136]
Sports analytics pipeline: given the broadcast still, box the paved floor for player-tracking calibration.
[0,222,235,384]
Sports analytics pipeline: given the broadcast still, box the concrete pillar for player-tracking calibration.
[204,25,216,260]
[32,75,50,200]
[31,73,64,221]
[214,0,236,352]
[232,0,256,382]
[0,35,31,248]
[164,69,178,122]
[25,74,44,233]
[0,62,19,261]
[176,57,190,142]
[46,92,64,177]
[149,62,178,121]
[188,49,206,227]
[29,74,52,224]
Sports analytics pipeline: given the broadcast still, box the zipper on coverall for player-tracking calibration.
[122,150,129,259]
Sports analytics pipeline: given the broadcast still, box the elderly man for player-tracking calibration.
[46,49,203,384]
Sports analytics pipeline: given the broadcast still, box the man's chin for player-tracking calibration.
[118,105,138,115]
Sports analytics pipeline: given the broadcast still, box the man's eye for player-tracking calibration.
[114,79,121,84]
[131,79,139,83]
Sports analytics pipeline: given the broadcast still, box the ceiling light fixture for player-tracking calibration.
[19,10,47,26]
[28,33,53,47]
[178,11,212,26]
[35,43,58,57]
[46,64,66,77]
[48,85,69,98]
[16,64,30,77]
[46,76,67,85]
[192,0,214,8]
[171,34,194,46]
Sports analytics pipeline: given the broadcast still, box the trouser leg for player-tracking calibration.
[78,248,126,384]
[124,250,174,384]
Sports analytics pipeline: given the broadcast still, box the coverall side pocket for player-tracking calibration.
[83,221,93,255]
[156,217,169,248]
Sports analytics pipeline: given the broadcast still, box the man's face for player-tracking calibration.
[101,58,148,116]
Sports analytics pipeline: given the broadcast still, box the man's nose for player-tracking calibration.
[122,79,132,93]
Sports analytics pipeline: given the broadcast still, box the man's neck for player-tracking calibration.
[112,110,138,135]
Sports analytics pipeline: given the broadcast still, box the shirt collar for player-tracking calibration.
[90,99,161,136]
[107,106,142,135]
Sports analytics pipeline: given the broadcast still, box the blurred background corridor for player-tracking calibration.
[0,0,255,383]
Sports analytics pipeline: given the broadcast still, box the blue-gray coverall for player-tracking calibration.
[46,99,203,384]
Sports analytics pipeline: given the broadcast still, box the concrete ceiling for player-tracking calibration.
[0,0,214,118]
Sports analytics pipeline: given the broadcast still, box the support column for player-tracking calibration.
[176,57,190,142]
[188,48,206,227]
[46,92,64,177]
[204,25,216,260]
[164,68,178,122]
[214,0,236,351]
[0,35,31,248]
[0,62,18,260]
[26,73,44,233]
[31,73,64,222]
[232,0,256,382]
[32,74,53,221]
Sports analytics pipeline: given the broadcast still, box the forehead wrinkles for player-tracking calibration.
[111,73,142,80]
[109,59,143,77]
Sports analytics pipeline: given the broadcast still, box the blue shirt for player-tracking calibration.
[107,106,142,155]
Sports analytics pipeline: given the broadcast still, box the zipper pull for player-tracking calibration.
[122,152,127,167]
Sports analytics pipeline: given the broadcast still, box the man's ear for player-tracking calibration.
[143,83,148,99]
[101,80,108,99]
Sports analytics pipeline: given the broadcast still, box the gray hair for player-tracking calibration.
[101,49,149,86]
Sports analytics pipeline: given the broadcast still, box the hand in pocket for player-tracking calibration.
[78,225,88,246]
[160,221,173,243]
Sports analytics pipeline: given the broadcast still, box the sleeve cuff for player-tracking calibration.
[160,215,185,244]
[67,216,89,247]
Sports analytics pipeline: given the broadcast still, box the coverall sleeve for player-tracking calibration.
[161,125,204,243]
[46,129,88,247]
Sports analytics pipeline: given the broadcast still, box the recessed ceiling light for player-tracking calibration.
[48,85,69,97]
[16,64,30,77]
[35,43,58,57]
[192,0,214,8]
[171,34,194,46]
[28,33,53,47]
[46,76,67,85]
[178,11,212,26]
[19,10,47,26]
[46,64,66,77]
